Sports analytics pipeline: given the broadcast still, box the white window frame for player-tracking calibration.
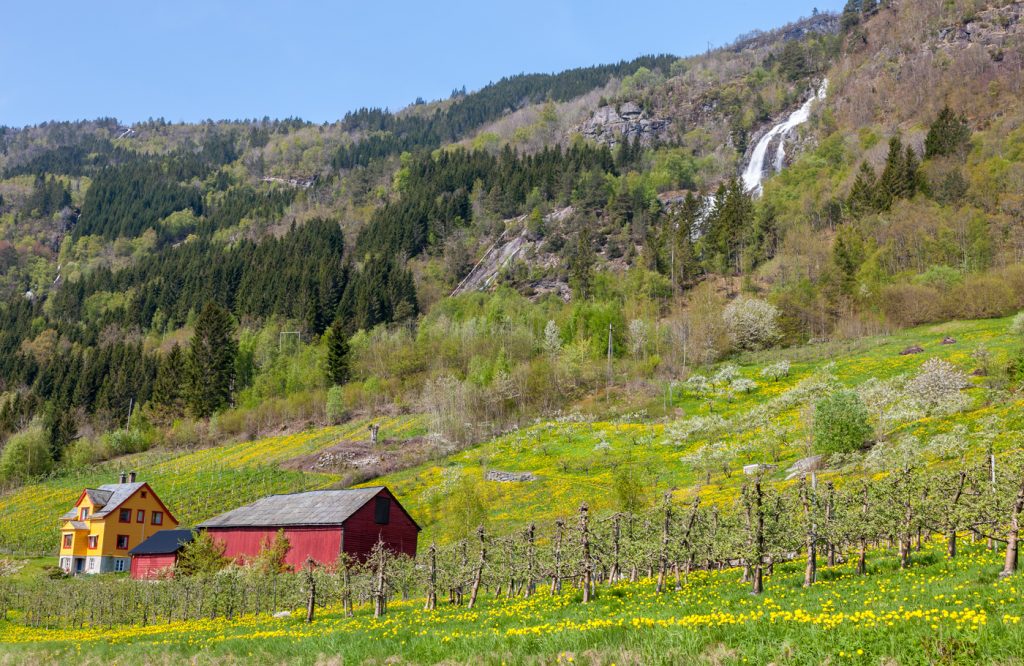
[114,559,127,572]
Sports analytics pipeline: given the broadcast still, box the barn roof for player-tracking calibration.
[129,529,195,555]
[198,487,393,528]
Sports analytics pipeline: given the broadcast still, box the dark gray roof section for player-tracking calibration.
[129,529,194,555]
[198,487,385,528]
[85,488,113,507]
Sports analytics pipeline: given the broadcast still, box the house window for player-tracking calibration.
[152,511,163,526]
[116,535,129,550]
[375,497,391,525]
[137,510,145,523]
[88,535,98,549]
[62,534,72,549]
[80,507,89,520]
[114,559,127,572]
[119,508,131,523]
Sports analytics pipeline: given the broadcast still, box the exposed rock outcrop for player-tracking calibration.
[577,102,670,147]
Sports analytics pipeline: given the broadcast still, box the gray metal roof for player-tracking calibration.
[91,483,146,518]
[129,529,194,555]
[198,487,385,528]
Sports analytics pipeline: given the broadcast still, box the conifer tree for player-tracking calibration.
[326,318,351,386]
[848,161,878,217]
[185,302,237,418]
[151,344,186,417]
[925,106,971,158]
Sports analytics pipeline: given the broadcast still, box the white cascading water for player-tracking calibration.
[741,79,828,197]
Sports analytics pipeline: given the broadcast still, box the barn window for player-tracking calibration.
[152,511,163,525]
[119,508,131,523]
[62,534,72,549]
[137,510,145,523]
[375,497,391,524]
[116,535,129,550]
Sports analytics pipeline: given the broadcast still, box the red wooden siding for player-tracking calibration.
[207,526,342,569]
[342,488,418,560]
[130,553,177,579]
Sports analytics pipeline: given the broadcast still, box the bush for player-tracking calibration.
[906,358,970,415]
[0,423,53,485]
[813,390,872,455]
[1011,312,1024,337]
[325,386,347,424]
[102,429,153,457]
[723,297,781,351]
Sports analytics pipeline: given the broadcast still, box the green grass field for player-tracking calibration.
[1,542,1022,665]
[372,317,1024,543]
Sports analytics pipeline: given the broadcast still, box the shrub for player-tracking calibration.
[723,297,781,351]
[325,386,347,424]
[1011,312,1024,337]
[102,429,153,457]
[176,532,229,576]
[813,390,872,454]
[0,423,53,485]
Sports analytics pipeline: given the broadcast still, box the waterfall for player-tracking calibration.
[740,79,828,197]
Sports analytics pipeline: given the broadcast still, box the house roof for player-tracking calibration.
[61,481,177,524]
[63,521,89,531]
[129,529,195,556]
[198,487,394,529]
[90,482,146,518]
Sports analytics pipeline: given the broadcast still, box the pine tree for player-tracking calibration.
[326,318,351,386]
[876,136,918,210]
[151,344,186,417]
[185,302,237,418]
[848,162,878,217]
[925,106,971,158]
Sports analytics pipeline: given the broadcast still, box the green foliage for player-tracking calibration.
[0,423,52,485]
[326,319,352,386]
[186,302,238,418]
[176,531,229,576]
[325,386,347,425]
[813,390,872,454]
[925,106,971,158]
[251,528,292,574]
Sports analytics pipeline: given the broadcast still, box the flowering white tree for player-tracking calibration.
[760,360,791,382]
[906,358,970,415]
[543,320,561,357]
[723,297,782,351]
[1011,311,1024,336]
[628,319,649,361]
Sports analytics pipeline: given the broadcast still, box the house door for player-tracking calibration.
[74,558,84,574]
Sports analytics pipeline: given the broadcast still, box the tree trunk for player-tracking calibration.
[551,519,564,594]
[468,526,486,609]
[609,514,621,583]
[373,546,388,618]
[579,504,593,603]
[800,477,816,587]
[425,543,437,611]
[525,523,536,597]
[304,558,316,623]
[857,484,868,575]
[947,471,966,560]
[1000,474,1024,578]
[657,493,671,593]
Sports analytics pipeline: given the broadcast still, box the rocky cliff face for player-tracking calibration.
[938,2,1023,57]
[576,101,670,147]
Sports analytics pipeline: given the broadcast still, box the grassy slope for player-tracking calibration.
[2,543,1022,665]
[0,416,424,555]
[371,316,1024,543]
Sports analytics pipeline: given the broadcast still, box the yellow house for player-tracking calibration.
[58,472,178,575]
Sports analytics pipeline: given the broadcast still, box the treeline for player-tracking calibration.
[355,143,617,260]
[332,54,677,168]
[74,138,242,240]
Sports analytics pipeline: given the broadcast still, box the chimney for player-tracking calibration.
[119,472,127,484]
[129,471,137,483]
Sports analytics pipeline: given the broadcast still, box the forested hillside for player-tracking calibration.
[0,0,1022,508]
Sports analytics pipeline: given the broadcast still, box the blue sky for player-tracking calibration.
[1,1,844,127]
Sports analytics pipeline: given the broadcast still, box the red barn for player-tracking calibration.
[128,529,194,579]
[197,486,419,569]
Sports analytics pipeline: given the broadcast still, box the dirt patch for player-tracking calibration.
[281,436,440,486]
